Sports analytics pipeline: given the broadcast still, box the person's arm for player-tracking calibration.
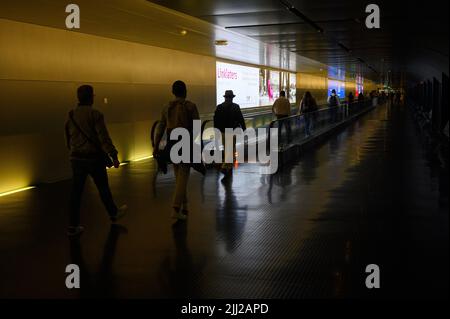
[153,107,167,156]
[93,111,119,166]
[64,118,71,150]
[236,106,246,131]
[191,103,200,120]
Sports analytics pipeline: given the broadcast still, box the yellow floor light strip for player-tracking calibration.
[0,186,36,198]
[132,155,153,162]
[2,156,154,195]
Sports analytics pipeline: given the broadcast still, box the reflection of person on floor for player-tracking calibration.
[69,224,127,298]
[65,85,127,237]
[170,221,193,296]
[216,174,248,253]
[214,90,246,180]
[154,81,200,221]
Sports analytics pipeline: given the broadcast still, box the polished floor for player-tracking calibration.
[0,103,448,299]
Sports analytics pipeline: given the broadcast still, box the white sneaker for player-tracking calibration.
[111,205,128,223]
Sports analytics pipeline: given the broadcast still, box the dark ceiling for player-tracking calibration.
[151,0,449,85]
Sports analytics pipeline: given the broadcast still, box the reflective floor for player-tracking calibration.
[0,103,448,298]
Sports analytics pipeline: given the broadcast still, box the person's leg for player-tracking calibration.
[221,133,233,174]
[286,117,291,141]
[90,161,118,219]
[173,164,190,211]
[277,115,287,144]
[305,114,310,136]
[69,160,88,228]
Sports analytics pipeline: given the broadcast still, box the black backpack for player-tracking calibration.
[329,95,338,107]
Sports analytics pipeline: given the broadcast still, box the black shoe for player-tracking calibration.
[111,205,128,223]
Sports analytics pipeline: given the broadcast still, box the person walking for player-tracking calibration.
[358,91,365,109]
[272,91,292,142]
[153,80,200,221]
[327,89,340,123]
[299,91,318,137]
[214,90,246,179]
[348,92,354,105]
[65,85,127,236]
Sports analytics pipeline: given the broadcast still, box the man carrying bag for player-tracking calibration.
[65,85,127,236]
[153,81,204,221]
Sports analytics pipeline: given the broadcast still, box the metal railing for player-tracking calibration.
[268,99,374,149]
[150,99,375,154]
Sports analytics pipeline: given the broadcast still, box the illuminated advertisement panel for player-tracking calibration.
[328,79,346,99]
[356,74,364,96]
[216,61,260,108]
[216,61,296,108]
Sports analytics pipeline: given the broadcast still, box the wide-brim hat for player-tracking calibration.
[223,90,235,98]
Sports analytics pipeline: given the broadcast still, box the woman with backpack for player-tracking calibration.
[299,91,318,137]
[327,89,341,123]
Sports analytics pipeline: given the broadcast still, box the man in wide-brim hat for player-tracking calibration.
[214,90,246,180]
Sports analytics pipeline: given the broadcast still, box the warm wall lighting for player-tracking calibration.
[180,30,188,36]
[0,186,36,198]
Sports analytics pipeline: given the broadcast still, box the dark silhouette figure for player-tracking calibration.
[272,90,292,143]
[65,85,127,236]
[328,89,341,123]
[214,90,246,179]
[153,81,201,221]
[348,92,355,105]
[69,224,128,298]
[299,91,318,137]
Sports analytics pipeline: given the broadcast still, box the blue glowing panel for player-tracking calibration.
[328,79,346,99]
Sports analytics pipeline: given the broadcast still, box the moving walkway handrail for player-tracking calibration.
[268,100,368,129]
[150,100,370,151]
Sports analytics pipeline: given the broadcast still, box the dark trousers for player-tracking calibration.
[304,113,313,135]
[276,114,291,141]
[329,107,338,123]
[69,159,118,227]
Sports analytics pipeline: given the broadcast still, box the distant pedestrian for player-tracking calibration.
[358,92,365,109]
[327,89,340,123]
[214,90,246,179]
[299,91,318,137]
[348,92,354,105]
[272,91,292,142]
